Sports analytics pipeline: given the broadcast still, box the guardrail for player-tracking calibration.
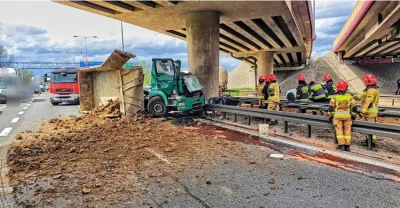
[205,104,400,150]
[227,96,400,118]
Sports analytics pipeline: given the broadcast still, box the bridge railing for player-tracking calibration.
[333,1,370,50]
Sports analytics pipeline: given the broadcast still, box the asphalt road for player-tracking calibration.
[131,143,400,208]
[0,93,80,158]
[1,94,400,208]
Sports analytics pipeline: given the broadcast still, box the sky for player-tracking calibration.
[0,0,357,75]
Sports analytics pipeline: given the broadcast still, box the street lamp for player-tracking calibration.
[66,51,83,63]
[73,35,97,62]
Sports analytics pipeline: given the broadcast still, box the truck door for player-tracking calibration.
[152,59,176,95]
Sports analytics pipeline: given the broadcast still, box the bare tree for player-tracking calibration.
[0,45,14,67]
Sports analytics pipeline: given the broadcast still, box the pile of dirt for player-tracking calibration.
[279,52,343,92]
[227,62,301,89]
[227,62,256,89]
[7,101,252,207]
[348,63,400,94]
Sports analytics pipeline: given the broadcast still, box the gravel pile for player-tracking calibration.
[279,53,341,92]
[348,63,400,94]
[227,63,256,89]
[227,52,399,94]
[228,63,300,89]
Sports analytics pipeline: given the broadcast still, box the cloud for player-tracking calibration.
[0,22,241,73]
[312,0,357,56]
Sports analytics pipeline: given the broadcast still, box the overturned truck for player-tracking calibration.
[78,50,144,117]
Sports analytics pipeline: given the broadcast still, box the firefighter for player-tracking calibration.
[262,75,271,109]
[323,75,336,98]
[267,74,280,125]
[257,76,266,108]
[296,74,309,103]
[354,74,380,147]
[308,81,328,101]
[328,80,357,152]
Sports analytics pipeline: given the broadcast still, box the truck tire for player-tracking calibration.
[148,97,168,117]
[287,93,295,102]
[51,102,60,106]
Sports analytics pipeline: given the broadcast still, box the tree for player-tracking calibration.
[137,60,152,86]
[0,45,15,67]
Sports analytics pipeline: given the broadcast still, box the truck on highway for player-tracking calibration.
[48,68,80,105]
[144,58,205,117]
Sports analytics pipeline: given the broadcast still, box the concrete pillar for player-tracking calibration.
[257,51,274,76]
[186,11,220,99]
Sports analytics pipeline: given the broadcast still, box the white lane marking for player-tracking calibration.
[146,148,170,164]
[23,107,28,110]
[0,127,13,137]
[11,117,20,123]
[27,104,31,106]
[0,105,6,110]
[18,111,24,115]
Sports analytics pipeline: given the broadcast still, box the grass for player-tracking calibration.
[222,87,256,96]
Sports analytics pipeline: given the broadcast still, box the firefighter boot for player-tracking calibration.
[336,145,345,151]
[344,145,350,152]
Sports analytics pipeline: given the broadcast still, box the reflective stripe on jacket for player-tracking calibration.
[257,82,266,97]
[328,93,356,119]
[309,83,327,100]
[360,86,380,117]
[296,83,309,102]
[268,82,280,102]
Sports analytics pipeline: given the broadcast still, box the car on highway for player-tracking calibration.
[285,82,326,102]
[0,81,7,104]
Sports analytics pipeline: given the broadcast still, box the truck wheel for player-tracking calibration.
[287,93,295,102]
[148,97,168,117]
[51,102,60,106]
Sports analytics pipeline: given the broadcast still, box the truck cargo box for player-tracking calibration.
[78,49,144,117]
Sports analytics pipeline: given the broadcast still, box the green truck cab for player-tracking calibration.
[145,58,205,117]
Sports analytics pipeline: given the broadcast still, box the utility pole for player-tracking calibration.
[73,35,97,62]
[121,21,125,51]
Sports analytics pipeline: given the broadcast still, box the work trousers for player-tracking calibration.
[364,116,377,140]
[258,96,265,107]
[333,118,352,145]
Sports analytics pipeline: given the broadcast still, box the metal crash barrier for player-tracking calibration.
[205,104,400,150]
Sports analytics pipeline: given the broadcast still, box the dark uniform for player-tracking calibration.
[296,81,309,102]
[309,82,327,101]
[325,80,337,98]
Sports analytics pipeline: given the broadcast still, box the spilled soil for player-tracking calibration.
[7,101,258,207]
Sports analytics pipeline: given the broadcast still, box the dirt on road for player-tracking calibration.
[7,101,257,207]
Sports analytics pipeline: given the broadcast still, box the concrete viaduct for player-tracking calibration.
[54,0,315,98]
[333,1,400,62]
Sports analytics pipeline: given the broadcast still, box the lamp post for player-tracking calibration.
[66,51,83,63]
[73,35,97,62]
[121,21,125,51]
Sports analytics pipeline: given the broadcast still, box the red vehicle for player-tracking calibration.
[49,68,79,105]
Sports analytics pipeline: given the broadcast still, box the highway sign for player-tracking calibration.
[79,61,103,68]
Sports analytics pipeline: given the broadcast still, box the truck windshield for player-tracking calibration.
[182,74,202,93]
[51,73,77,83]
[155,59,175,76]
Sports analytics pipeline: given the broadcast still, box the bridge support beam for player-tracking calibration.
[186,11,220,100]
[257,51,275,76]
